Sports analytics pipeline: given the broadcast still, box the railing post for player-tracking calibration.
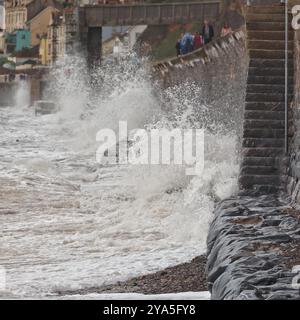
[144,4,147,23]
[158,6,161,23]
[116,6,119,26]
[172,4,175,24]
[129,5,133,23]
[219,0,225,15]
[285,0,289,154]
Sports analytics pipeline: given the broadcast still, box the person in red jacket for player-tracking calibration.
[221,23,232,37]
[193,31,202,50]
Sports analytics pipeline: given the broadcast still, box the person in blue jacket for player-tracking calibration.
[181,32,194,54]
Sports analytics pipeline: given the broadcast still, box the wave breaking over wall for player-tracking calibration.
[0,34,247,297]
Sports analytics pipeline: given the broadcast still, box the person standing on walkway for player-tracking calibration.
[202,20,214,44]
[193,31,202,50]
[181,32,194,54]
[221,23,232,37]
[176,37,182,56]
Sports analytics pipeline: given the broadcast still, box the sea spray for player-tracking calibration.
[0,52,246,297]
[14,80,31,108]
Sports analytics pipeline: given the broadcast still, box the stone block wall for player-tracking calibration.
[0,82,17,106]
[287,30,300,201]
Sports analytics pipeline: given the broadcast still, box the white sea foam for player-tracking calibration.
[0,53,243,298]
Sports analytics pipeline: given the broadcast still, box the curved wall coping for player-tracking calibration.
[152,28,246,77]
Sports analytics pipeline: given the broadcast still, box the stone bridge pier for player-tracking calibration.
[87,27,103,67]
[77,8,103,67]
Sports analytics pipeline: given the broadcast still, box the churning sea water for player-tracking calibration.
[0,54,244,298]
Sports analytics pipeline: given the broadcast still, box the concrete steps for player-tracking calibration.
[246,21,291,31]
[240,5,293,194]
[246,13,292,22]
[244,128,285,138]
[247,30,294,41]
[242,156,278,167]
[247,84,292,94]
[243,147,284,157]
[240,183,284,194]
[244,119,285,129]
[248,67,292,77]
[243,138,284,148]
[240,174,283,187]
[249,58,293,68]
[241,165,280,175]
[247,75,293,85]
[249,49,293,60]
[248,40,293,51]
[245,110,285,120]
[245,102,285,111]
[246,5,286,14]
[242,185,284,194]
[246,93,292,102]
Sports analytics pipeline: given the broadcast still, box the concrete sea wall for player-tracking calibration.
[153,29,248,137]
[0,82,18,106]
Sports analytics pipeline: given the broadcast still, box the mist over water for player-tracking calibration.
[0,52,246,298]
[14,81,31,108]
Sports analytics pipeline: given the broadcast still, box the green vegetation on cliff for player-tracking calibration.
[155,23,201,61]
[140,23,202,61]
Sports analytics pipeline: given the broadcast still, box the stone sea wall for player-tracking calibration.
[287,30,300,200]
[206,195,300,299]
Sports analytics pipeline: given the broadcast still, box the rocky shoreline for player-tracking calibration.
[56,256,207,297]
[207,195,300,300]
